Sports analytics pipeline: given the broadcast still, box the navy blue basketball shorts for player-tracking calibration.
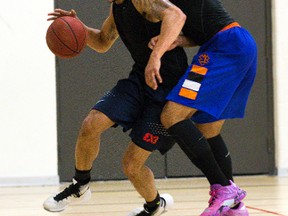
[167,23,258,123]
[93,72,175,154]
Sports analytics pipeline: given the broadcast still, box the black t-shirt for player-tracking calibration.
[112,0,188,89]
[171,0,235,45]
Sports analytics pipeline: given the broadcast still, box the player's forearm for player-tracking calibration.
[85,7,118,53]
[175,35,197,47]
[85,27,116,53]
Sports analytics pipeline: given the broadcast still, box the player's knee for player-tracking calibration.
[161,102,196,129]
[161,109,185,129]
[80,115,99,137]
[80,110,107,137]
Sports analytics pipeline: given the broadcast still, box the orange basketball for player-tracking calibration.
[46,16,87,58]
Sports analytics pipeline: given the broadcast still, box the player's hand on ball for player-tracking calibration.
[47,8,78,21]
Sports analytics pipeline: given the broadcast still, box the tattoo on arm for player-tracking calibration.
[101,8,119,44]
[105,24,118,42]
[133,0,173,21]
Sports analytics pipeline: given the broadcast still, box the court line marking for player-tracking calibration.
[247,206,287,216]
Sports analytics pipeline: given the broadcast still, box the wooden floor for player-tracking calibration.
[1,175,288,216]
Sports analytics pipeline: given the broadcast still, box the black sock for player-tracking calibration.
[207,135,233,181]
[167,119,229,186]
[74,168,91,185]
[145,193,160,212]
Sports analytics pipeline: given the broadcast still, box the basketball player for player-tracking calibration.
[145,1,257,216]
[43,2,188,216]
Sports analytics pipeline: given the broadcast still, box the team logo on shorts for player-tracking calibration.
[198,53,210,65]
[143,133,159,145]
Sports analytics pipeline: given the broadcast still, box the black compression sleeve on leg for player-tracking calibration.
[207,135,233,181]
[167,119,229,186]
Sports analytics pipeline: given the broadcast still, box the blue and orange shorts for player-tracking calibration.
[167,23,258,123]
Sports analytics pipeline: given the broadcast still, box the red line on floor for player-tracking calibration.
[246,206,287,216]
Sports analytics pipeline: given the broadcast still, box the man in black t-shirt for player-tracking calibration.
[43,1,187,216]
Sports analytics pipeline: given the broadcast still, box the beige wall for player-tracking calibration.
[0,0,58,186]
[272,0,288,176]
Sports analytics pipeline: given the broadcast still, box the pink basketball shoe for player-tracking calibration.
[200,180,246,216]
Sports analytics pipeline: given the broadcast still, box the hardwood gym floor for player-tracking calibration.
[1,175,287,216]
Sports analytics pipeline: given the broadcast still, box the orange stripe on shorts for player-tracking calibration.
[179,88,198,100]
[220,22,241,32]
[191,65,208,75]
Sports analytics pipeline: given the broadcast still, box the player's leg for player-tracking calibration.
[161,101,230,186]
[196,120,249,216]
[195,120,233,181]
[43,73,148,212]
[124,98,175,216]
[161,102,245,216]
[75,109,115,171]
[43,109,115,212]
[192,25,256,216]
[122,142,157,204]
[123,142,174,216]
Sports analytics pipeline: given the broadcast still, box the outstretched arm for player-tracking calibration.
[47,7,119,53]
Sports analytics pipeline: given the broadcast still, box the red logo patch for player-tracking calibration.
[143,133,159,145]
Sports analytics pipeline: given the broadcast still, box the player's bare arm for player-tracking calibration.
[131,0,186,90]
[174,35,197,47]
[132,0,186,53]
[86,6,119,53]
[149,34,197,51]
[131,0,172,22]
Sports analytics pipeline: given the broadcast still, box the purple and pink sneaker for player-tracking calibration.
[200,180,246,216]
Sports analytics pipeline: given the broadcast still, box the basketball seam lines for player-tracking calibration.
[49,18,79,55]
[51,26,78,56]
[59,17,80,53]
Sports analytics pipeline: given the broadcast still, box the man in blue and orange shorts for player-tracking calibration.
[146,0,257,216]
